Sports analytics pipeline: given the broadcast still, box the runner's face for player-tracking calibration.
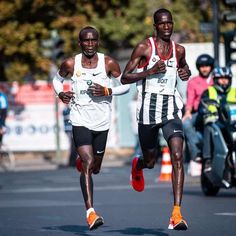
[79,31,99,57]
[154,13,173,41]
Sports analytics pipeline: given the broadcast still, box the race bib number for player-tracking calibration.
[73,79,92,104]
[145,66,177,95]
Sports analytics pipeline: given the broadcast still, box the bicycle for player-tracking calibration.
[0,143,15,171]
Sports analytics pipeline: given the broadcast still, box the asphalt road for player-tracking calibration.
[0,166,236,236]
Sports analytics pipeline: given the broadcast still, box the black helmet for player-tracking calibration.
[213,66,233,93]
[196,54,214,71]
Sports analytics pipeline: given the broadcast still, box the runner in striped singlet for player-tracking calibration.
[121,8,191,230]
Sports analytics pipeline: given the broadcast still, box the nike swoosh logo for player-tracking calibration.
[173,130,182,133]
[97,150,105,154]
[92,72,102,76]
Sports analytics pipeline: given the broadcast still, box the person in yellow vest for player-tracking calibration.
[197,66,235,188]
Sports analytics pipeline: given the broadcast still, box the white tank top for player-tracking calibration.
[69,53,112,131]
[137,37,178,95]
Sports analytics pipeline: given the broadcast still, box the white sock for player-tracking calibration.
[86,208,95,217]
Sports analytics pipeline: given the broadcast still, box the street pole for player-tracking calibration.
[43,30,63,164]
[50,62,61,164]
[50,30,63,164]
[55,95,61,163]
[212,0,220,66]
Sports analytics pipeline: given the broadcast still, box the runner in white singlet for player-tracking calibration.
[70,52,112,131]
[53,26,129,231]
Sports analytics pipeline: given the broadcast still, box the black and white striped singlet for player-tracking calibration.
[136,37,184,125]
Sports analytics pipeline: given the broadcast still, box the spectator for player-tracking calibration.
[0,90,8,146]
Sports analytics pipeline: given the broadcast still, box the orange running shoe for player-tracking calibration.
[130,157,144,192]
[87,211,104,230]
[76,157,83,172]
[168,212,188,230]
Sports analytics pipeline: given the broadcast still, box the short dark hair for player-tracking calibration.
[78,26,99,41]
[153,8,172,24]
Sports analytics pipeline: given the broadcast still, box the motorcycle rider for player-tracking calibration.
[197,66,235,188]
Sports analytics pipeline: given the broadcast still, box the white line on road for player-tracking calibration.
[215,212,236,216]
[0,200,85,208]
[0,183,171,193]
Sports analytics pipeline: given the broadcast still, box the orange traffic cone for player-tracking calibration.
[159,146,172,182]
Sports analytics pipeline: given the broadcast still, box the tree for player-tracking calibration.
[0,0,234,82]
[0,0,89,82]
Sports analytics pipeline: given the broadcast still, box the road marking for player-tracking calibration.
[215,212,236,216]
[0,200,85,208]
[0,183,171,193]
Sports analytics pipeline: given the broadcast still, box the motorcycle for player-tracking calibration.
[200,99,236,196]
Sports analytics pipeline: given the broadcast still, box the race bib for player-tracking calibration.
[145,61,178,95]
[72,78,92,104]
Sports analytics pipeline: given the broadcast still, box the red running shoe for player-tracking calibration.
[130,157,144,192]
[76,156,83,172]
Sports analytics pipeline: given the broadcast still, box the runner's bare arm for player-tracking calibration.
[53,58,75,104]
[88,56,129,96]
[59,57,75,77]
[176,45,191,81]
[105,56,121,78]
[121,40,166,84]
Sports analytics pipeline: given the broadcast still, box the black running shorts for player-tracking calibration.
[72,126,109,156]
[138,119,184,150]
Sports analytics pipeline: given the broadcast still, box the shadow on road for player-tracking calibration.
[43,225,91,236]
[105,227,169,235]
[43,225,169,235]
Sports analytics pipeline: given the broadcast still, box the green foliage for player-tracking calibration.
[0,0,89,82]
[0,0,234,82]
[93,0,152,50]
